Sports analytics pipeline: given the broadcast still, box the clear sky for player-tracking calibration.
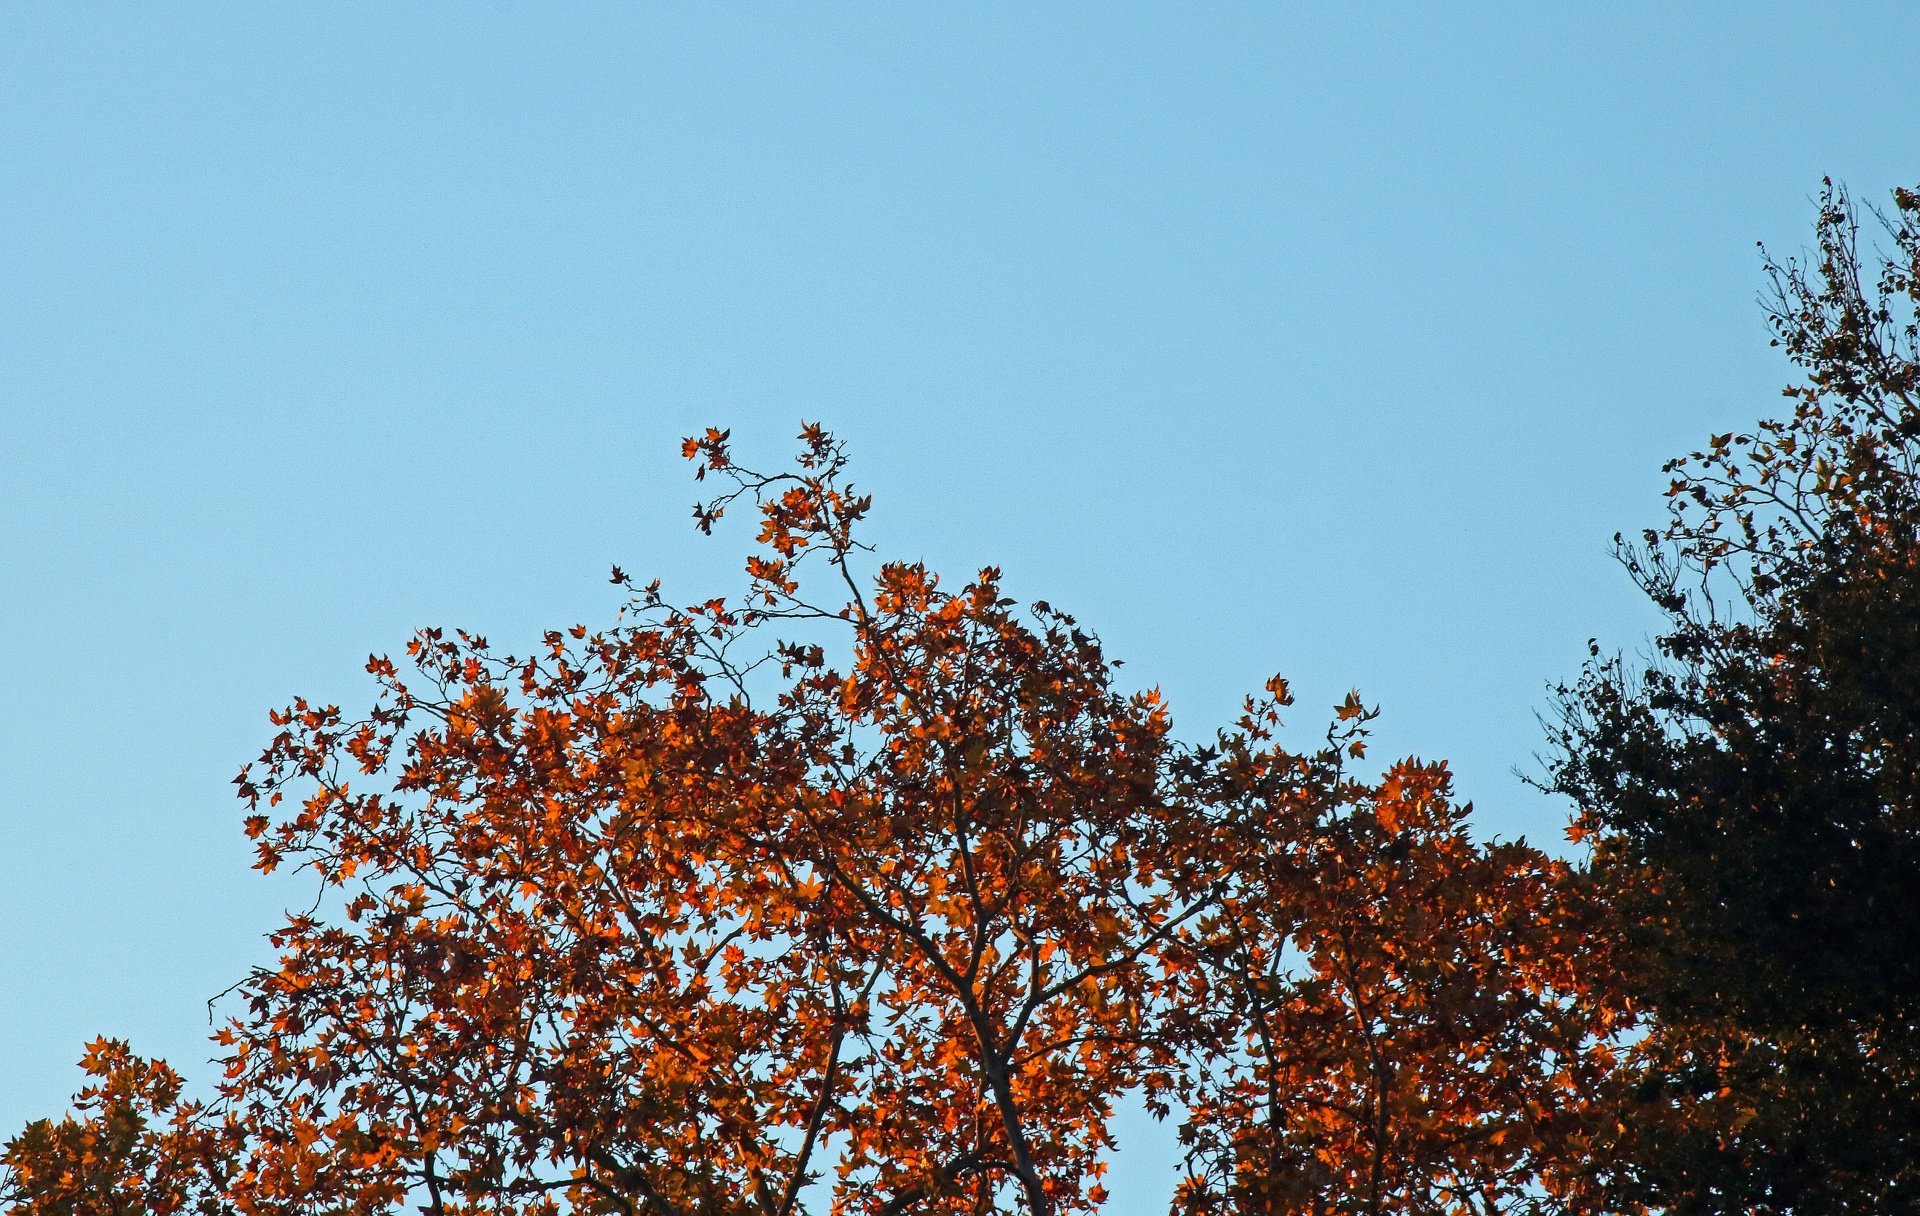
[2,2,1916,1205]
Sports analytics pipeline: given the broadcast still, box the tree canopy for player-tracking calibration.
[11,182,1920,1216]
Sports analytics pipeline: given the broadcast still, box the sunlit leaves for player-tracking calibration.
[1,1040,235,1216]
[12,424,1635,1216]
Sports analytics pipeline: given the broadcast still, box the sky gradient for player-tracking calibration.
[4,3,1918,1205]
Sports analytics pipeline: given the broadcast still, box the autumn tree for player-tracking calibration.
[1548,181,1920,1213]
[9,426,1631,1216]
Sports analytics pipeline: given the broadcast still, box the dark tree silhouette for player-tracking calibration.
[1549,182,1920,1215]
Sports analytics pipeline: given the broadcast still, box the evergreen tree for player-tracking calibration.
[1550,182,1920,1214]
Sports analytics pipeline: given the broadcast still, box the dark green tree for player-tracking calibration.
[1548,181,1920,1214]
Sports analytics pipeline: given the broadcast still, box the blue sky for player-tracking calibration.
[3,2,1916,1204]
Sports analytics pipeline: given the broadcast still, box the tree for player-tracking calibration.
[1547,181,1920,1213]
[9,426,1627,1216]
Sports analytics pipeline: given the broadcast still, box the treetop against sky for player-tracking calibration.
[5,6,1920,1214]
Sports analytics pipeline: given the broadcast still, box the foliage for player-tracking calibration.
[1547,181,1920,1213]
[21,179,1920,1216]
[1,1040,233,1216]
[1168,688,1629,1216]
